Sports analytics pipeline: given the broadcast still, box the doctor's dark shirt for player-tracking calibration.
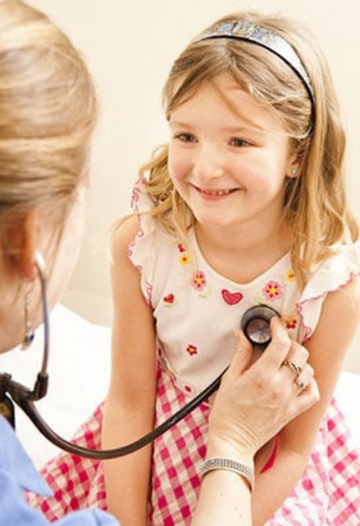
[0,415,118,526]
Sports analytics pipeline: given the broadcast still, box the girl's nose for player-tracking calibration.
[193,144,225,181]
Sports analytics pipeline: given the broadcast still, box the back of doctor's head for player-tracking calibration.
[145,11,358,284]
[0,0,97,230]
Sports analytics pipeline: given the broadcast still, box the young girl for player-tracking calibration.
[102,11,360,526]
[32,10,360,526]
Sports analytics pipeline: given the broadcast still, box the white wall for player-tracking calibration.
[30,0,360,374]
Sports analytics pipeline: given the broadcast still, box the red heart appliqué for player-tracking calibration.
[163,293,175,304]
[221,289,243,305]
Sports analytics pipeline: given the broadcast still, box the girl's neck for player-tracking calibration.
[194,220,293,284]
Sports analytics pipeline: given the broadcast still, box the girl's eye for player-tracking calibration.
[229,137,249,147]
[174,133,197,143]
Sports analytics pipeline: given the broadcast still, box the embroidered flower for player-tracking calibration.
[285,318,297,330]
[178,243,186,253]
[179,253,190,266]
[186,344,198,356]
[191,271,207,291]
[285,270,296,282]
[263,280,282,301]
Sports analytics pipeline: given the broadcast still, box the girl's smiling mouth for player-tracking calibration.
[192,184,239,197]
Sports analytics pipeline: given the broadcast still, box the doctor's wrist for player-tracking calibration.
[200,457,255,492]
[205,436,255,469]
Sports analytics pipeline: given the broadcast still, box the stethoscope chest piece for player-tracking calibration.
[241,305,280,349]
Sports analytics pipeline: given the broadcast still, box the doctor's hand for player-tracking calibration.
[207,316,319,461]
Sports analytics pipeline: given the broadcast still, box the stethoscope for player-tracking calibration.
[0,253,279,459]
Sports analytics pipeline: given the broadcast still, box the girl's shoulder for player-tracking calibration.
[122,182,177,296]
[308,241,360,285]
[302,241,360,296]
[111,214,141,263]
[297,241,360,340]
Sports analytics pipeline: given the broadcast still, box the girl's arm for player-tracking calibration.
[102,215,157,526]
[252,276,360,526]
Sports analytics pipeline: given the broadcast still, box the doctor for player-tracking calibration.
[0,1,319,525]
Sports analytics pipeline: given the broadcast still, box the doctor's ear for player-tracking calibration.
[1,211,38,281]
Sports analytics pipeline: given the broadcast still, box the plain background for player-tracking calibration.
[29,0,360,374]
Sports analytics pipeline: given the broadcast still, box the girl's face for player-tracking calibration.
[168,75,297,233]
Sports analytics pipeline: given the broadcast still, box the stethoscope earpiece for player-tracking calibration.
[241,305,280,349]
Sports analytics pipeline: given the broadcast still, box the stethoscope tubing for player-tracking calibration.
[10,368,226,459]
[1,252,226,459]
[1,254,277,460]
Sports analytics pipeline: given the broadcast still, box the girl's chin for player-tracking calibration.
[194,214,237,229]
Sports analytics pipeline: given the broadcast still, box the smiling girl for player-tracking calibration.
[101,12,360,526]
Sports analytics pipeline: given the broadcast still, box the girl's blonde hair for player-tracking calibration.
[0,0,97,226]
[134,11,359,287]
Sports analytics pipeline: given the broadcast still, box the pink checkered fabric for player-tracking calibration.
[267,399,360,526]
[149,364,209,525]
[28,364,360,525]
[150,365,360,526]
[26,403,107,521]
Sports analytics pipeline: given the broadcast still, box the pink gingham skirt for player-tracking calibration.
[28,363,360,525]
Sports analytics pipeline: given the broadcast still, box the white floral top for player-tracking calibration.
[129,178,360,395]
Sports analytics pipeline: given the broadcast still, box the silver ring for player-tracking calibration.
[282,359,302,376]
[295,378,305,389]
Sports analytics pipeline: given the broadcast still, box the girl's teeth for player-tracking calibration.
[202,189,231,196]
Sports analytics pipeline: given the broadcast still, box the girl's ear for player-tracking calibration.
[1,211,38,281]
[288,166,300,178]
[287,139,310,178]
[286,155,302,178]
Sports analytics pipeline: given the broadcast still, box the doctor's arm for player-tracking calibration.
[191,320,319,526]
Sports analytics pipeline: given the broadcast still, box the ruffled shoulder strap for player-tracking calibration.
[128,178,171,306]
[130,177,151,215]
[297,241,360,341]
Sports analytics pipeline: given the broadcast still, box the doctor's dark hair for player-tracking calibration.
[136,11,358,286]
[0,0,97,225]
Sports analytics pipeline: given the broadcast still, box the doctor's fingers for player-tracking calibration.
[252,317,293,370]
[268,362,318,422]
[281,342,310,385]
[230,328,254,374]
[286,375,320,423]
[290,361,315,392]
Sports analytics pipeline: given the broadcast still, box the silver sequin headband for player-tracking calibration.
[195,21,315,128]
